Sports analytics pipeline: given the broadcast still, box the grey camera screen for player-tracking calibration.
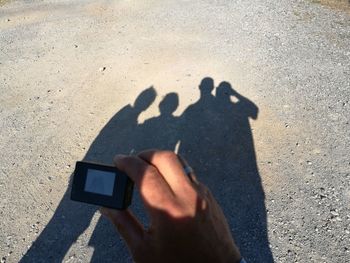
[84,169,116,196]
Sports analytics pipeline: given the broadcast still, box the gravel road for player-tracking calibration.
[1,0,349,262]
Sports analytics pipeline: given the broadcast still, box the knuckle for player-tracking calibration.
[157,150,177,161]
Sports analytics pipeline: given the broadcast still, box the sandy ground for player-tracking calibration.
[0,0,349,262]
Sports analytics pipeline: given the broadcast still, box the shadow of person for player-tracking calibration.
[20,87,157,263]
[21,78,273,263]
[139,92,180,151]
[178,80,273,262]
[177,77,217,176]
[87,92,181,262]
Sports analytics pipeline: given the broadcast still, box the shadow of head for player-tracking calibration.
[199,77,214,95]
[159,93,179,116]
[216,81,258,120]
[216,81,236,98]
[133,86,157,112]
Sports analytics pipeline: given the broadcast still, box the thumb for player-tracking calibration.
[100,207,145,249]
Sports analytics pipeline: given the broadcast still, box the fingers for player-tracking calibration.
[138,150,196,196]
[113,154,175,210]
[100,207,144,249]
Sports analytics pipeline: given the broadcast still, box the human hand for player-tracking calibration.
[100,150,241,263]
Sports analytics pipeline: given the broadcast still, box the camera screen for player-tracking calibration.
[84,169,116,196]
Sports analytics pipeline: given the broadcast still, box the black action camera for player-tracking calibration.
[70,161,134,210]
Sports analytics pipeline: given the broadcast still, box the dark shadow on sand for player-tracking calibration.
[20,77,273,263]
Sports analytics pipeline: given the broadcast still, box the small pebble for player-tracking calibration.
[330,211,339,216]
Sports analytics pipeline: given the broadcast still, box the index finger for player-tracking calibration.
[113,154,175,211]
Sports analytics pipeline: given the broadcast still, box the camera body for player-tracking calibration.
[70,161,133,210]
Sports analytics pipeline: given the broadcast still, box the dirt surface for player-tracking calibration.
[312,0,350,11]
[0,0,349,262]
